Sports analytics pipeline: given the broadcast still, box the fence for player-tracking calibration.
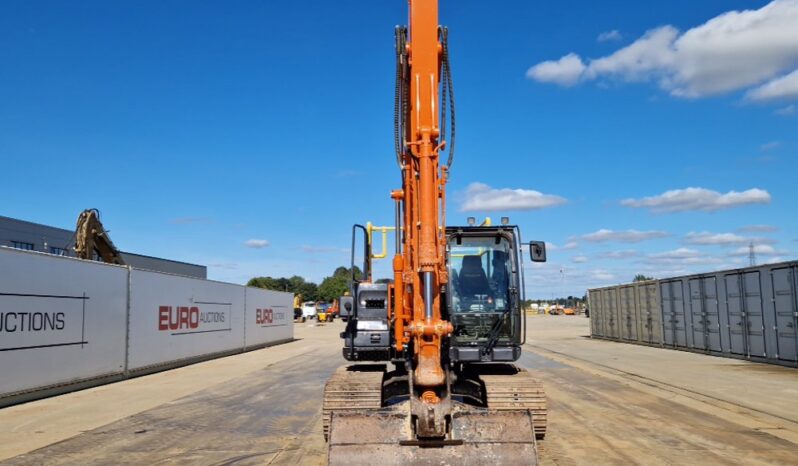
[0,247,293,407]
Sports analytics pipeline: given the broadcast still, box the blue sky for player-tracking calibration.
[1,1,796,298]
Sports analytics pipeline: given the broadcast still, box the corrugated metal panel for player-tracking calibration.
[619,285,638,341]
[724,271,767,357]
[588,289,604,337]
[770,266,798,363]
[636,281,662,345]
[688,276,722,352]
[661,279,688,348]
[588,260,798,367]
[605,288,620,339]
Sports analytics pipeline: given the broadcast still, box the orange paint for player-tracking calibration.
[393,0,450,391]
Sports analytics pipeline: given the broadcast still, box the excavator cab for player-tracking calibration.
[446,226,525,362]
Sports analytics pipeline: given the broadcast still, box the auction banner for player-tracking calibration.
[127,269,245,370]
[0,248,127,397]
[245,287,293,348]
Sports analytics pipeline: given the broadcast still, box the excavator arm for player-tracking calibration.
[73,209,125,265]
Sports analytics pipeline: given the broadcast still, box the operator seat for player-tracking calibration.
[491,250,509,298]
[459,255,491,297]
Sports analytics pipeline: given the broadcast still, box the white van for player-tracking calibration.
[301,301,317,320]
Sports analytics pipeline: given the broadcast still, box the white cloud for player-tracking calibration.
[587,26,679,82]
[460,182,567,212]
[761,256,789,264]
[650,248,702,259]
[562,241,579,250]
[737,224,778,233]
[590,269,617,281]
[775,104,796,115]
[244,239,270,249]
[747,69,798,101]
[579,229,669,243]
[729,244,785,256]
[621,187,771,213]
[525,53,586,87]
[527,0,798,99]
[597,30,623,42]
[760,141,782,151]
[571,255,589,264]
[684,231,749,245]
[645,248,721,266]
[599,249,639,259]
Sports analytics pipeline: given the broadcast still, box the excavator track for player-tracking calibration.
[481,368,547,439]
[322,365,384,441]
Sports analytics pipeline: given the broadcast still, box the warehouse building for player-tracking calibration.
[0,214,206,279]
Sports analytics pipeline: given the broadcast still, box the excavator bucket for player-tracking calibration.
[327,408,538,466]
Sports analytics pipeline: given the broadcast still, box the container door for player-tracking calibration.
[726,272,767,357]
[644,283,663,344]
[661,280,687,347]
[771,267,798,362]
[589,290,603,337]
[606,288,618,339]
[634,283,645,343]
[672,281,687,347]
[726,273,747,355]
[621,286,637,341]
[703,277,722,352]
[661,281,674,346]
[689,277,722,351]
[597,290,605,337]
[743,271,766,357]
[689,278,708,350]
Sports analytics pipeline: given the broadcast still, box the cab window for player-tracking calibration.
[448,236,512,313]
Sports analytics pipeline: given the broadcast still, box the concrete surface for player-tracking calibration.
[0,317,796,465]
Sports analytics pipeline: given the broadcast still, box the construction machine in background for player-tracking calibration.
[73,209,125,265]
[293,295,305,322]
[322,1,549,464]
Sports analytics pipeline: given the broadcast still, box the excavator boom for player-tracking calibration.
[324,1,548,464]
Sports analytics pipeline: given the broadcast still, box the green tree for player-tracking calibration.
[248,275,319,301]
[318,266,360,302]
[633,274,654,282]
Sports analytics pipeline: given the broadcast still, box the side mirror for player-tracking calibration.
[340,296,355,317]
[529,241,547,263]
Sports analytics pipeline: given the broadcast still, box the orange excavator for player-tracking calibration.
[323,1,549,464]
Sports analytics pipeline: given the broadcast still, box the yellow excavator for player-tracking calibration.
[73,208,125,265]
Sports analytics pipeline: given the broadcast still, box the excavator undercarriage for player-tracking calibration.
[323,363,546,465]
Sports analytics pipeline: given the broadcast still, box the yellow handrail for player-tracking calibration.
[367,222,396,260]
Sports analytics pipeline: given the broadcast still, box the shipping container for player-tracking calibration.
[588,261,798,368]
